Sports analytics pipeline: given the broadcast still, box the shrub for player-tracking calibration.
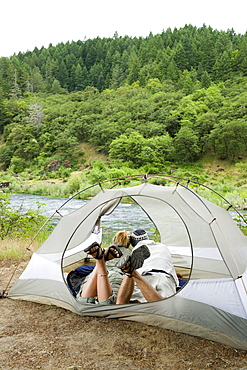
[0,192,52,241]
[9,157,27,173]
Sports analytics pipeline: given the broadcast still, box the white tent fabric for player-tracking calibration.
[8,183,247,349]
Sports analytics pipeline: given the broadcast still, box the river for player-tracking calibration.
[9,193,155,234]
[9,193,247,235]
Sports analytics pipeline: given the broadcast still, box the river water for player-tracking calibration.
[9,193,246,235]
[9,193,155,234]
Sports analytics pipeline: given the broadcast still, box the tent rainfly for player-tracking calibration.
[7,181,247,350]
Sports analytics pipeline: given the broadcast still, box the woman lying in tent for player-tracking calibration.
[76,230,135,305]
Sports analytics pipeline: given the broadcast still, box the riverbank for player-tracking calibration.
[1,159,247,210]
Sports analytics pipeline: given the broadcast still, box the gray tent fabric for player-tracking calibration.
[8,182,247,350]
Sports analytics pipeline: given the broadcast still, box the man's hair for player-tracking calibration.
[130,229,148,247]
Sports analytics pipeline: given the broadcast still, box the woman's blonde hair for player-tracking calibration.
[113,230,130,248]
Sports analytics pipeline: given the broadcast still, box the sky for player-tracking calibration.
[1,0,247,58]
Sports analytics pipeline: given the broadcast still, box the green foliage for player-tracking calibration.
[0,192,52,241]
[86,160,136,184]
[109,131,175,169]
[109,132,155,168]
[235,162,247,171]
[1,26,247,100]
[1,28,247,185]
[9,156,27,173]
[223,191,246,209]
[209,119,247,160]
[66,176,82,194]
[173,127,201,162]
[1,75,247,177]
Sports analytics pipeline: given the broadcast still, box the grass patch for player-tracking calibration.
[0,238,42,260]
[2,157,247,208]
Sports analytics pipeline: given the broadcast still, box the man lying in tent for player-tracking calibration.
[76,230,150,305]
[116,229,179,304]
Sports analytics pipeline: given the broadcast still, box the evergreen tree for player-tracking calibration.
[89,63,105,91]
[239,37,247,75]
[31,67,45,92]
[0,87,6,132]
[45,57,53,86]
[199,26,216,73]
[18,64,32,93]
[215,31,232,55]
[95,39,106,63]
[174,42,188,70]
[196,62,204,81]
[74,64,84,91]
[201,71,211,88]
[177,70,195,94]
[58,60,69,89]
[0,57,12,95]
[182,33,197,68]
[110,64,125,89]
[166,59,179,81]
[126,51,141,84]
[10,69,22,99]
[213,51,231,81]
[85,45,97,67]
[81,66,89,90]
[104,49,113,76]
[139,64,152,86]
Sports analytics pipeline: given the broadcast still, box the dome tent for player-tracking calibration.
[7,175,247,350]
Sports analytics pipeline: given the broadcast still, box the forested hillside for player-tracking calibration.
[1,25,247,94]
[0,25,247,180]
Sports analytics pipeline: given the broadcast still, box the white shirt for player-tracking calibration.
[133,239,179,286]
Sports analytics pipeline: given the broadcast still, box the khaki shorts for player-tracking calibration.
[76,293,116,305]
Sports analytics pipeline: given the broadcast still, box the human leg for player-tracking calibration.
[80,258,112,302]
[80,243,122,303]
[116,244,158,303]
[117,245,163,303]
[116,275,134,304]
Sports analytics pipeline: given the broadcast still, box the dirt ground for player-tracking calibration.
[0,260,247,370]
